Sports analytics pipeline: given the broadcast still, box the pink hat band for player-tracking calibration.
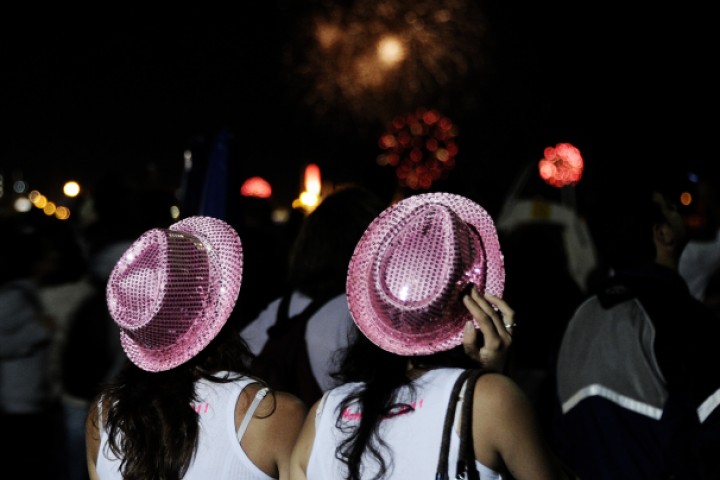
[107,216,243,372]
[371,204,485,332]
[108,230,213,350]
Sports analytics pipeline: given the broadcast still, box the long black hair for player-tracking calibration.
[287,185,386,300]
[92,320,265,480]
[331,330,480,480]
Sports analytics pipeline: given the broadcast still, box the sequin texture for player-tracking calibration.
[347,192,504,356]
[106,216,243,372]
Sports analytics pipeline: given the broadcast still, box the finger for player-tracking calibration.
[461,320,480,361]
[471,289,501,318]
[470,289,510,337]
[463,291,496,330]
[464,291,503,350]
[484,293,515,318]
[481,292,516,334]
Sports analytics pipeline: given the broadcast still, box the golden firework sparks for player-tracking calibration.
[285,0,489,125]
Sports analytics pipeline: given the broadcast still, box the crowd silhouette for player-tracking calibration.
[2,159,719,479]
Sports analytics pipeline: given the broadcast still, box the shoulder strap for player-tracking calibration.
[267,293,331,337]
[236,386,270,442]
[457,370,483,480]
[435,369,483,480]
[251,292,333,406]
[436,370,473,480]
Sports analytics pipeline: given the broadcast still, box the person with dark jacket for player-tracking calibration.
[555,175,720,479]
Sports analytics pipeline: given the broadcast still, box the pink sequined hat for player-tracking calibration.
[106,216,243,372]
[347,192,505,356]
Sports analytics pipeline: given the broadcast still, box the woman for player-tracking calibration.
[241,185,386,406]
[85,216,306,479]
[290,192,571,479]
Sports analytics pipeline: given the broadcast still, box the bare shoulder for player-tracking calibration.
[237,384,308,477]
[85,400,100,441]
[237,382,307,422]
[85,396,105,479]
[263,389,308,422]
[474,372,521,392]
[472,373,532,413]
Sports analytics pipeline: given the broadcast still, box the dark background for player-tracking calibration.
[1,2,716,219]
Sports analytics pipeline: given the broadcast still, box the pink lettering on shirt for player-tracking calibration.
[341,399,425,422]
[191,402,210,413]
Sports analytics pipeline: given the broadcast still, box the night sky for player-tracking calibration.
[2,2,715,219]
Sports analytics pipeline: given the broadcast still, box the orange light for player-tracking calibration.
[293,164,322,214]
[680,192,692,206]
[305,164,321,195]
[34,194,48,208]
[55,206,71,220]
[43,201,57,216]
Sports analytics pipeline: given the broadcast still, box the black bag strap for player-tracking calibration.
[457,369,483,480]
[251,292,334,407]
[436,369,483,480]
[267,292,330,338]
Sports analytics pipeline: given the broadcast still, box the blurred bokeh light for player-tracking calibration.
[63,181,81,197]
[377,107,458,190]
[538,142,584,188]
[293,163,322,213]
[241,176,273,199]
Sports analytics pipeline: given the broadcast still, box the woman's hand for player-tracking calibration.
[462,288,515,373]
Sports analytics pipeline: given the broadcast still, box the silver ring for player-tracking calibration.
[504,323,517,329]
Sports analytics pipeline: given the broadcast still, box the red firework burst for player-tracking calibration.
[377,107,459,190]
[538,142,584,188]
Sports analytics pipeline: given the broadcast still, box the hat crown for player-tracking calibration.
[374,204,483,314]
[107,229,211,350]
[369,204,486,337]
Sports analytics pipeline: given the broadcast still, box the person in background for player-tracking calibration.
[555,173,720,479]
[0,213,68,479]
[499,223,585,440]
[85,216,306,480]
[679,172,720,303]
[240,185,386,407]
[33,216,92,480]
[61,173,178,480]
[290,192,572,480]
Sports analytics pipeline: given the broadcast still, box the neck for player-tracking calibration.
[406,360,428,380]
[655,251,679,272]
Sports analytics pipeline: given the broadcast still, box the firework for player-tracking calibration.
[377,107,458,190]
[538,142,584,188]
[285,0,489,125]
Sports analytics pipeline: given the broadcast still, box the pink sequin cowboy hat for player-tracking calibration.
[346,192,505,356]
[106,216,243,372]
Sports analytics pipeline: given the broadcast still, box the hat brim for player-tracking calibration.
[347,193,504,356]
[119,216,243,372]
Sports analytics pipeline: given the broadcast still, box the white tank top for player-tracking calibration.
[307,368,502,479]
[96,373,273,479]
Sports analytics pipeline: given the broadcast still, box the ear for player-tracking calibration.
[653,222,676,248]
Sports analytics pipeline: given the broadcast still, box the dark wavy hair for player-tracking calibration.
[331,330,481,480]
[92,321,268,480]
[287,185,386,300]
